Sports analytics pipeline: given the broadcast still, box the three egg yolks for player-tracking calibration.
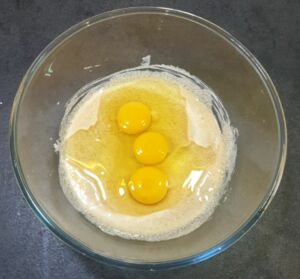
[117,102,169,205]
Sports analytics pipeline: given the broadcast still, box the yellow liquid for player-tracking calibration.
[62,76,216,216]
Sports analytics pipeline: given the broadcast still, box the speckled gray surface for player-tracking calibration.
[0,0,299,278]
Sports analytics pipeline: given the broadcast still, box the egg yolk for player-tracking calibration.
[117,102,151,135]
[128,167,168,205]
[134,132,168,165]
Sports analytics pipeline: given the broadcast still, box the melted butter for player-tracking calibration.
[62,76,216,216]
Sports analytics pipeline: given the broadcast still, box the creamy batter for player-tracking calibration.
[57,65,237,241]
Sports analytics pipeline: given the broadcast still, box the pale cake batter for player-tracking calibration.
[57,65,237,241]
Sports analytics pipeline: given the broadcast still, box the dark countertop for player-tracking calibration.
[0,1,299,278]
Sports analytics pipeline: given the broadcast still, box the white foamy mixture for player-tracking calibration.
[58,65,237,241]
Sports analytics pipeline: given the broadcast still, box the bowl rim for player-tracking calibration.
[9,6,287,270]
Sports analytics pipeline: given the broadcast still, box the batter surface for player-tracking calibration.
[57,65,237,241]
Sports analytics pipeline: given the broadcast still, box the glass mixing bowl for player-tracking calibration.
[10,7,287,269]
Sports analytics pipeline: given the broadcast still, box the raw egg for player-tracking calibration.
[128,167,168,205]
[133,132,168,165]
[117,101,151,135]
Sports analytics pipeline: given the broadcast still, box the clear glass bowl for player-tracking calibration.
[10,7,287,269]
